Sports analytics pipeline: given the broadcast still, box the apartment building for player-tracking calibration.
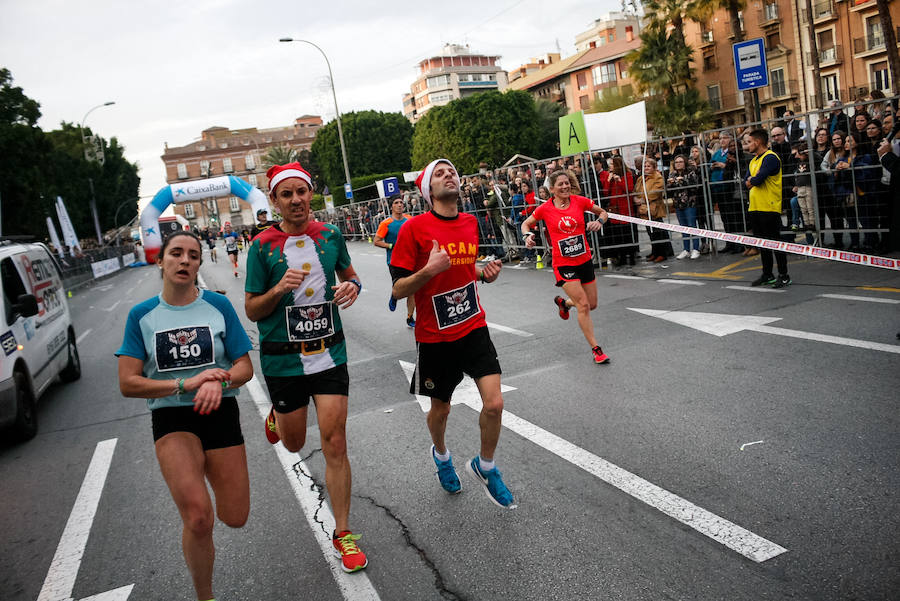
[402,44,509,123]
[160,116,321,230]
[574,11,643,52]
[683,0,897,125]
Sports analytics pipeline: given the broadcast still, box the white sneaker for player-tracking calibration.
[689,250,700,259]
[675,250,689,260]
[484,254,496,262]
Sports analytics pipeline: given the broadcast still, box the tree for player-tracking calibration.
[589,86,638,114]
[0,68,40,126]
[263,144,298,168]
[533,99,568,158]
[411,90,543,173]
[875,0,899,96]
[626,27,695,101]
[311,110,413,193]
[648,88,714,136]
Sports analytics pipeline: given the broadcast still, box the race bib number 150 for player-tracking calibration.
[155,326,215,372]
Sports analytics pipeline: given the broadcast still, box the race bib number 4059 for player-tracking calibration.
[557,234,587,258]
[286,302,335,341]
[431,281,480,330]
[155,326,215,372]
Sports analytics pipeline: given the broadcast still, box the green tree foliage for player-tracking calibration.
[0,69,139,239]
[263,144,298,167]
[589,85,637,113]
[626,27,694,101]
[534,99,568,158]
[311,110,413,193]
[648,89,714,136]
[411,90,542,173]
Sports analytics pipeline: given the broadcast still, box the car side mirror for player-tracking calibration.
[13,294,39,318]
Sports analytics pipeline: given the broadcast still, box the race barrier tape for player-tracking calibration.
[603,212,899,271]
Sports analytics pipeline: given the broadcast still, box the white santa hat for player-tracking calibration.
[415,158,455,204]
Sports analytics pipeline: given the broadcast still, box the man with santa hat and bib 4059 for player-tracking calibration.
[244,162,369,572]
[389,158,516,509]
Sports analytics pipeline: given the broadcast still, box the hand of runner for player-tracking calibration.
[524,232,535,248]
[481,259,501,283]
[424,239,451,276]
[331,281,358,309]
[586,220,604,232]
[184,368,231,392]
[277,268,309,295]
[192,379,224,415]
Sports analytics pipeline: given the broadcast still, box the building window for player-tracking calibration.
[207,199,217,213]
[177,163,187,178]
[200,160,211,177]
[579,95,591,110]
[223,157,233,173]
[246,154,256,170]
[607,32,615,42]
[249,174,258,187]
[764,2,778,20]
[822,73,839,102]
[620,67,628,79]
[230,197,240,213]
[426,74,451,88]
[765,30,780,51]
[770,68,786,97]
[707,84,721,111]
[703,52,717,72]
[864,16,884,50]
[184,203,195,219]
[577,72,588,90]
[591,63,616,85]
[871,61,889,92]
[817,29,835,62]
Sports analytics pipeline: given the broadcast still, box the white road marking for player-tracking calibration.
[245,378,381,601]
[399,360,787,562]
[725,285,785,293]
[740,441,765,451]
[604,274,644,280]
[486,322,533,337]
[76,329,93,345]
[95,284,114,292]
[37,439,135,601]
[630,308,900,354]
[102,300,121,312]
[658,279,706,286]
[819,293,899,305]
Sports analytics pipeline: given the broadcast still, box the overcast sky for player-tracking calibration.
[2,0,622,205]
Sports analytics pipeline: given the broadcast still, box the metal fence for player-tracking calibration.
[57,243,137,289]
[316,95,897,266]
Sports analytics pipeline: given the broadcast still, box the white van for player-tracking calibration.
[0,241,80,441]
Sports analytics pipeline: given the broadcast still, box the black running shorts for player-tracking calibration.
[411,326,501,403]
[264,364,350,413]
[554,259,595,287]
[151,397,243,450]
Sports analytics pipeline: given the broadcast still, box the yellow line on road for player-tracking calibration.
[673,257,758,280]
[858,286,900,293]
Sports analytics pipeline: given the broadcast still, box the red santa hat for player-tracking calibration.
[415,158,455,204]
[266,162,312,194]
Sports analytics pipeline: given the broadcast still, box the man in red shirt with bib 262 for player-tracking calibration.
[389,158,515,509]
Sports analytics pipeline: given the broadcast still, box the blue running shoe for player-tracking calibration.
[406,316,416,328]
[431,445,461,494]
[466,456,515,508]
[388,296,397,312]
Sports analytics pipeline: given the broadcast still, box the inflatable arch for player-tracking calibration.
[141,175,269,263]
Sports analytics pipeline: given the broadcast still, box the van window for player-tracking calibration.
[1,257,28,324]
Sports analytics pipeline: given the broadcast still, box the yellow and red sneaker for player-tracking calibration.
[332,530,368,573]
[264,408,280,444]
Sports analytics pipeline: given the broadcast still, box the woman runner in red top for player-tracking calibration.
[521,170,611,364]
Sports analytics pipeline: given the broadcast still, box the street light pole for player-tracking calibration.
[79,101,115,244]
[279,38,352,196]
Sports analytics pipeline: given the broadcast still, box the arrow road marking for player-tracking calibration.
[399,361,787,562]
[629,308,900,354]
[246,378,382,601]
[37,438,134,601]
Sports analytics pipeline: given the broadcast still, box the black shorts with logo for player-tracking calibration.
[554,259,595,287]
[264,364,350,413]
[151,397,243,450]
[411,326,501,403]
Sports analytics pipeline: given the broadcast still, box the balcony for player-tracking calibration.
[853,33,885,55]
[808,46,842,67]
[761,79,796,102]
[810,91,841,108]
[848,86,870,101]
[699,30,714,47]
[809,0,836,22]
[758,3,778,27]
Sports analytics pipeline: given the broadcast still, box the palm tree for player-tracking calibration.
[875,0,900,96]
[263,144,298,168]
[626,27,695,100]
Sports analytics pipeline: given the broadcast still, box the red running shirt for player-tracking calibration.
[531,194,595,267]
[390,211,487,343]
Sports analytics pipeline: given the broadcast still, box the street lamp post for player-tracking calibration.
[79,101,115,244]
[279,38,352,197]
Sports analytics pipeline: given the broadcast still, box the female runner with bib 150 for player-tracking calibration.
[116,231,253,601]
[521,170,612,364]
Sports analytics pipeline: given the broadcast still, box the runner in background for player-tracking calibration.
[222,222,240,278]
[390,158,516,509]
[244,162,369,573]
[116,231,254,601]
[521,170,612,364]
[374,194,415,327]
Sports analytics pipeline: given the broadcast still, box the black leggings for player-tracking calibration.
[749,211,788,276]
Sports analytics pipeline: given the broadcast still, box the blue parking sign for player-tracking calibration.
[733,38,768,91]
[344,183,353,200]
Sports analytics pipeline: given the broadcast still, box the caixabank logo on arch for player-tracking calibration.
[171,176,230,202]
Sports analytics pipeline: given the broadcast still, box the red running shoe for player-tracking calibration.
[592,346,610,364]
[553,296,570,320]
[333,530,368,573]
[264,408,280,444]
